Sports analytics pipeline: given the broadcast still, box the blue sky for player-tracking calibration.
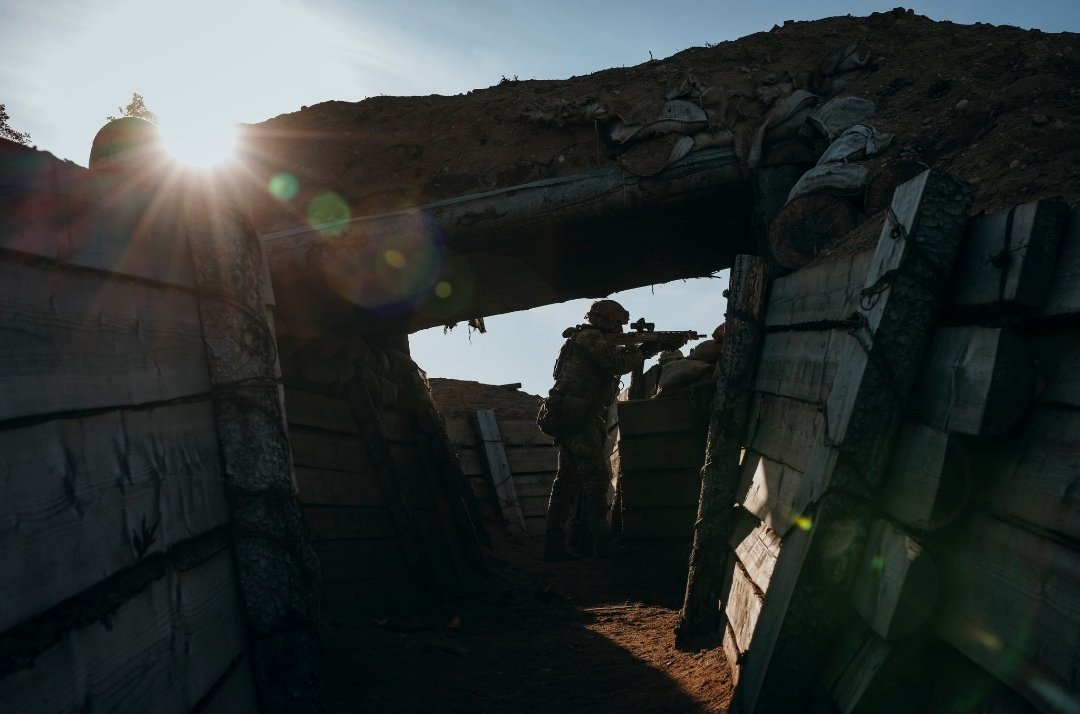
[2,0,1077,395]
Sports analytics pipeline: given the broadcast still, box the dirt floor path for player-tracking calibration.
[321,535,733,712]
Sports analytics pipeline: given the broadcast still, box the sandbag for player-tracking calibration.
[787,162,871,202]
[817,124,893,166]
[688,338,724,364]
[657,359,713,391]
[809,96,877,140]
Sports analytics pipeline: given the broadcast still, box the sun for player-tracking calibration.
[161,118,239,169]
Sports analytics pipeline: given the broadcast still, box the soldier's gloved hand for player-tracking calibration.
[639,342,660,359]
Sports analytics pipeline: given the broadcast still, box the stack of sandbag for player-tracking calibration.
[767,95,904,269]
[654,323,726,397]
[522,43,878,177]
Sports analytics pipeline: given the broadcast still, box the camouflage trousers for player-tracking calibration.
[545,415,611,542]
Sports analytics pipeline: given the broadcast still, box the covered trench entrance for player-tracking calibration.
[259,147,752,710]
[7,134,1074,713]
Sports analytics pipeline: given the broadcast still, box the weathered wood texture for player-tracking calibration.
[474,409,528,532]
[187,201,321,711]
[935,512,1080,712]
[764,248,874,328]
[973,406,1080,541]
[848,519,940,640]
[768,193,859,270]
[263,147,752,332]
[678,254,769,639]
[819,618,932,714]
[444,415,558,536]
[952,199,1071,310]
[0,548,252,713]
[0,258,210,423]
[913,326,1033,436]
[0,401,227,634]
[879,422,971,531]
[1041,205,1080,318]
[739,170,974,713]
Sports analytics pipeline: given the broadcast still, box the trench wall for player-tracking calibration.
[721,189,1080,713]
[0,142,265,710]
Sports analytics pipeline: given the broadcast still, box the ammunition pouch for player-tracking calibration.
[536,393,592,438]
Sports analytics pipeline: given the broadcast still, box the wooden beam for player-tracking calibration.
[261,148,752,332]
[935,511,1080,712]
[820,618,932,714]
[0,401,227,633]
[849,519,940,640]
[678,255,770,640]
[952,199,1071,311]
[615,397,701,436]
[473,409,528,533]
[1041,205,1080,318]
[0,549,248,712]
[974,406,1080,541]
[764,248,874,328]
[879,422,971,531]
[914,326,1034,437]
[738,170,975,713]
[0,258,210,423]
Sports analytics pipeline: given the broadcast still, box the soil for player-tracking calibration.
[428,377,544,421]
[239,8,1080,238]
[320,533,731,713]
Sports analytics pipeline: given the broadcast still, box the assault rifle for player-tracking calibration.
[606,318,704,351]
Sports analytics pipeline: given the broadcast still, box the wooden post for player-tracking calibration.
[736,170,974,712]
[677,255,769,641]
[474,409,528,533]
[186,194,321,711]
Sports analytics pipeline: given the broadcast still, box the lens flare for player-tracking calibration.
[323,211,446,315]
[307,192,351,235]
[435,281,453,298]
[269,172,299,201]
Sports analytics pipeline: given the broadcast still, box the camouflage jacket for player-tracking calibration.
[550,325,643,415]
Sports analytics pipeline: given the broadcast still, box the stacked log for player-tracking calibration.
[703,172,1080,712]
[764,96,928,271]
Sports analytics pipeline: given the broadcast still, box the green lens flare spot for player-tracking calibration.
[871,555,885,571]
[384,249,406,268]
[307,192,351,236]
[268,172,299,201]
[795,516,813,532]
[435,281,453,298]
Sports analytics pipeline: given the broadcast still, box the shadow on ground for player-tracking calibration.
[320,534,732,712]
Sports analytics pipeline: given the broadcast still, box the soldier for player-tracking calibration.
[540,299,658,561]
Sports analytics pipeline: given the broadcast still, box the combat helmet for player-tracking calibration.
[586,299,630,332]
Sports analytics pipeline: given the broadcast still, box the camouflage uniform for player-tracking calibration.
[545,324,643,559]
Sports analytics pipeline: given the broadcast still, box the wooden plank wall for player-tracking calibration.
[280,333,478,619]
[445,416,558,536]
[611,396,707,539]
[722,197,1080,713]
[0,154,258,711]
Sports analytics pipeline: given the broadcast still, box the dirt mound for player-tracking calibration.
[238,8,1079,236]
[429,377,544,421]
